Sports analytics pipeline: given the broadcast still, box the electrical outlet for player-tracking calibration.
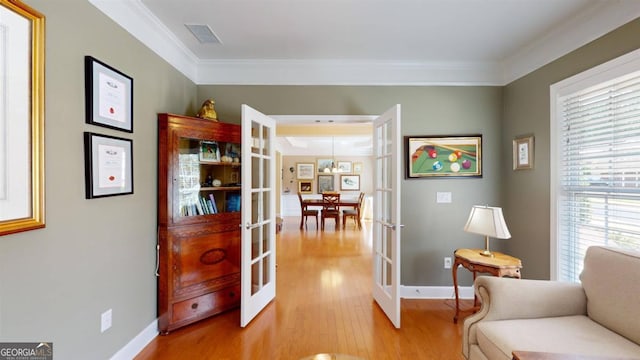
[444,257,452,269]
[101,309,112,333]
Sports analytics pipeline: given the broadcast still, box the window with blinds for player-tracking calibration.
[552,51,640,283]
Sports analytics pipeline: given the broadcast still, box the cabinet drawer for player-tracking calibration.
[172,284,240,323]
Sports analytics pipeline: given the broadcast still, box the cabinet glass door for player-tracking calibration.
[176,136,241,219]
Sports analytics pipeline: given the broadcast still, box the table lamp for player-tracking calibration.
[463,205,511,257]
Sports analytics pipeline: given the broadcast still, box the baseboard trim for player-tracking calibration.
[110,320,158,360]
[401,285,474,299]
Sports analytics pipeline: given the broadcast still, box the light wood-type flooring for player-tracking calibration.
[135,217,469,360]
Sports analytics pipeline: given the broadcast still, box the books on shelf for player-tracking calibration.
[195,197,205,215]
[181,189,244,216]
[181,193,222,216]
[225,192,241,212]
[208,193,218,214]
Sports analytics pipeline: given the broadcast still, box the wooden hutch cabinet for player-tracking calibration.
[157,113,241,334]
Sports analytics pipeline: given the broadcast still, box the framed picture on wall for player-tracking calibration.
[298,180,313,194]
[0,1,45,236]
[317,158,334,173]
[296,163,315,179]
[353,162,363,174]
[340,175,360,191]
[405,135,482,178]
[317,175,334,193]
[85,56,134,133]
[84,132,134,198]
[337,161,352,173]
[513,135,534,170]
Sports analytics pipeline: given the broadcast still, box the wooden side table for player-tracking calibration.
[452,248,522,323]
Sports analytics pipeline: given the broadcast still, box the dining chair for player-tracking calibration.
[342,192,365,229]
[298,192,319,229]
[321,192,341,230]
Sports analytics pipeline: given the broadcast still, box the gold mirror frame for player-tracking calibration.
[0,0,45,236]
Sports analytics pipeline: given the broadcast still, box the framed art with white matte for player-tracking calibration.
[84,132,134,198]
[513,135,534,170]
[85,56,133,132]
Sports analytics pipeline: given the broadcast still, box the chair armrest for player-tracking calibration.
[462,276,586,359]
[473,276,586,321]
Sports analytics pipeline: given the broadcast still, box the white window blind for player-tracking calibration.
[555,64,640,282]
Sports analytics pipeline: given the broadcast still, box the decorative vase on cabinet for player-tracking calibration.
[157,113,241,334]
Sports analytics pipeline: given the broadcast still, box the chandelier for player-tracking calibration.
[324,137,340,173]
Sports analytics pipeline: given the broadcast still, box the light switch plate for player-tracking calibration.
[436,192,452,203]
[101,309,112,333]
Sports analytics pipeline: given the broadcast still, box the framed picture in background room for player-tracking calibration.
[296,163,315,179]
[317,158,334,173]
[317,175,334,193]
[298,180,313,194]
[340,175,360,191]
[337,161,352,173]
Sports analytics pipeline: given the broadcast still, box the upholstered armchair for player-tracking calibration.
[462,246,640,360]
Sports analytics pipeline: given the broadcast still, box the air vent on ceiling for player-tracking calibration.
[185,24,222,44]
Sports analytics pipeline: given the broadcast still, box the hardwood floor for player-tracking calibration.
[135,217,468,360]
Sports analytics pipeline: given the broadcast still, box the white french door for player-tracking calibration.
[240,104,277,327]
[372,104,402,328]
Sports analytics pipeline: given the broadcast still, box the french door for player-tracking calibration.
[372,104,402,328]
[240,105,277,327]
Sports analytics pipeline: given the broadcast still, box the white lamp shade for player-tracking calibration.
[464,205,511,239]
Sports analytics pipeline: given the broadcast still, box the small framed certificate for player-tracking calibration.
[85,56,134,132]
[84,132,134,198]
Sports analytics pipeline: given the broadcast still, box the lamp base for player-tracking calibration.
[480,236,494,257]
[479,250,494,257]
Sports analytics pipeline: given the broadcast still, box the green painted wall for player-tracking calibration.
[503,18,640,279]
[0,0,197,358]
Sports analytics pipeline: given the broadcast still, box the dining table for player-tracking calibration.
[300,195,360,230]
[301,197,360,209]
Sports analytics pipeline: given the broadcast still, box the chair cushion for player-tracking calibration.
[476,315,640,360]
[580,246,640,344]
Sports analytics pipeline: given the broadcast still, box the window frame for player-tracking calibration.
[550,48,640,281]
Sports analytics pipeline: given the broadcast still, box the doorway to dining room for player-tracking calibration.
[272,114,375,221]
[266,106,403,328]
